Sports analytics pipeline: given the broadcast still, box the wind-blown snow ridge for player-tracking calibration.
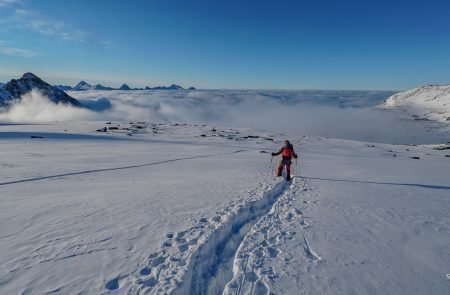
[122,179,292,294]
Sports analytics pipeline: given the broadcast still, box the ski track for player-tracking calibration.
[223,177,320,295]
[104,175,320,295]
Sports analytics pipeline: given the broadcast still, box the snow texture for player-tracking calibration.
[0,83,449,294]
[0,120,449,294]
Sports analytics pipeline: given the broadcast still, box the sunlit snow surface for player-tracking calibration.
[382,85,450,123]
[0,121,449,294]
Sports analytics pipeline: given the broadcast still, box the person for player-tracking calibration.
[272,140,298,181]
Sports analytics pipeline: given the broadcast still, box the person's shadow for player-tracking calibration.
[295,176,450,190]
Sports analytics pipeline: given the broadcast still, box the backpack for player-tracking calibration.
[281,146,293,158]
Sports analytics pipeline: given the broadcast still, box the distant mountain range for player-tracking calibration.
[70,81,114,91]
[55,80,196,91]
[0,73,197,108]
[0,73,80,107]
[144,84,194,90]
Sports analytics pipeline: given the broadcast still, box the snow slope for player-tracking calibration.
[381,85,450,123]
[225,138,450,295]
[0,121,449,294]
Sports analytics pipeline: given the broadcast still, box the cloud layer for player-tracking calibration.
[0,90,97,122]
[0,89,447,144]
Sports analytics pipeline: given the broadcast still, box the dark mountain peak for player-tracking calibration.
[93,84,113,90]
[119,84,131,90]
[73,80,92,90]
[145,84,186,90]
[1,73,80,106]
[21,72,40,80]
[167,84,183,90]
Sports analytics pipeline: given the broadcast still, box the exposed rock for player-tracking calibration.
[1,73,80,106]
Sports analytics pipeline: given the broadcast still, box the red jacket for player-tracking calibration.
[273,143,298,159]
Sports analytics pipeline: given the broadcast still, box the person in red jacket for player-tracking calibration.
[272,140,298,181]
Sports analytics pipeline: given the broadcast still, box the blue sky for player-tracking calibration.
[1,0,450,90]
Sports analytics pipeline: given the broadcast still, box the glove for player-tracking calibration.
[271,153,276,156]
[294,154,298,159]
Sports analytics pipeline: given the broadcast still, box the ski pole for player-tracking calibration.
[270,156,275,177]
[269,156,272,177]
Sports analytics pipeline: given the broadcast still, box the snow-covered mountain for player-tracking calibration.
[65,80,193,91]
[0,73,81,106]
[93,84,114,90]
[0,87,12,106]
[145,84,185,90]
[68,82,114,91]
[166,84,183,90]
[119,83,131,90]
[381,85,450,123]
[55,85,73,91]
[0,83,9,106]
[73,80,92,91]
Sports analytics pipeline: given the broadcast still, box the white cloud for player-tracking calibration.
[1,89,445,144]
[0,7,108,47]
[0,90,97,122]
[0,0,21,8]
[0,46,37,57]
[65,89,447,144]
[0,40,37,57]
[60,30,87,42]
[8,9,87,42]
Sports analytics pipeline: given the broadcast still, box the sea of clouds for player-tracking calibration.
[0,89,447,144]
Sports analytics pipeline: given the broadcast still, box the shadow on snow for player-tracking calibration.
[298,176,450,190]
